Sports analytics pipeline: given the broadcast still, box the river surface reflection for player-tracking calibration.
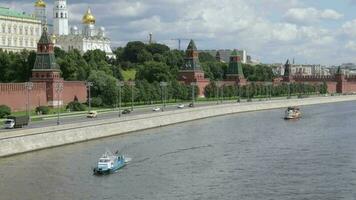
[0,101,356,200]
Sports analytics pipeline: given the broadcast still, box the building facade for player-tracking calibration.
[0,7,42,52]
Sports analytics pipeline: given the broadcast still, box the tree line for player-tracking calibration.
[1,41,324,108]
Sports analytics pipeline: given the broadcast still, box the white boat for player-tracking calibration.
[93,150,130,175]
[284,106,301,120]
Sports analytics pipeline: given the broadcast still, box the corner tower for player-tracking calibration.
[34,0,47,25]
[53,0,69,35]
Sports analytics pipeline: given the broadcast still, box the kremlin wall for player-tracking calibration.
[0,27,87,111]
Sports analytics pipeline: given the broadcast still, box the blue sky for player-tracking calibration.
[2,0,356,65]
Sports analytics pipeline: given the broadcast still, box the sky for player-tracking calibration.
[1,0,356,65]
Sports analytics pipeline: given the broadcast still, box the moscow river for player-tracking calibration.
[0,101,356,200]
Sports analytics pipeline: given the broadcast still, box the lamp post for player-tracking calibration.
[287,82,291,99]
[190,82,197,107]
[116,81,124,117]
[86,81,93,113]
[25,82,33,121]
[55,82,64,125]
[216,81,223,104]
[128,81,136,112]
[160,82,168,111]
[236,85,241,103]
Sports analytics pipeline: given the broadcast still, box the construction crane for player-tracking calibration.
[171,38,191,51]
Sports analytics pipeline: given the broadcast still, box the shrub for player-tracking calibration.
[0,105,11,118]
[91,97,103,107]
[35,106,50,115]
[66,101,87,111]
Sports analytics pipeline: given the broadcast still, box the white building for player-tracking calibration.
[0,6,42,52]
[52,0,115,58]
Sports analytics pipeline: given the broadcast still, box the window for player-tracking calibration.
[8,26,11,34]
[8,38,11,46]
[25,27,28,35]
[25,39,28,47]
[19,26,23,35]
[30,28,33,35]
[19,38,23,46]
[61,13,63,18]
[13,26,17,34]
[56,13,58,18]
[2,25,5,33]
[65,13,67,18]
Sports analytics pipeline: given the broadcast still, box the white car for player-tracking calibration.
[152,107,161,112]
[4,119,15,129]
[87,111,98,118]
[177,104,185,109]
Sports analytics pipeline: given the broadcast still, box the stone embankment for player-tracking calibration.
[1,95,356,158]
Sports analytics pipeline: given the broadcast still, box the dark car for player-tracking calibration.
[122,109,131,114]
[189,103,194,107]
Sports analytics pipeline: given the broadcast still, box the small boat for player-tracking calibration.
[93,150,130,175]
[284,106,301,120]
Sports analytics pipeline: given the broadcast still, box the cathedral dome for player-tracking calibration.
[35,0,46,7]
[82,8,96,24]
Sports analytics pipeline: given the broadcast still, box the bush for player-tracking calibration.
[66,101,87,111]
[91,97,103,107]
[35,106,50,115]
[0,105,11,118]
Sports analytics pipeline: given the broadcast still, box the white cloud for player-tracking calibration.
[284,7,343,25]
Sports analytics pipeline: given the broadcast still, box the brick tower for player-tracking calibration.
[31,26,64,106]
[225,49,246,85]
[178,40,209,96]
[283,59,294,82]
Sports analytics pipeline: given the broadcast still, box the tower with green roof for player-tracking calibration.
[31,26,64,105]
[178,40,209,96]
[225,50,246,85]
[283,59,294,82]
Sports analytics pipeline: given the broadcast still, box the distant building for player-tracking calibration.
[0,6,42,52]
[201,49,248,64]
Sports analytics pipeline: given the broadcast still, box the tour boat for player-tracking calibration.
[284,106,301,120]
[93,150,130,175]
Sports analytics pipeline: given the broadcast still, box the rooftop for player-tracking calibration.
[0,7,36,20]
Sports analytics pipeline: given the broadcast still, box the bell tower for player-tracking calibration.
[53,0,69,35]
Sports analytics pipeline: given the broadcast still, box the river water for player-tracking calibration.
[1,101,356,200]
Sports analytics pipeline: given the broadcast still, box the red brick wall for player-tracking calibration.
[0,83,47,112]
[62,81,87,104]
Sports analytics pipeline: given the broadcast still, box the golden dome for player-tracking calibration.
[82,8,96,24]
[35,0,46,8]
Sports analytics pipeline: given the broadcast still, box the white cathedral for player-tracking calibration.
[34,0,115,58]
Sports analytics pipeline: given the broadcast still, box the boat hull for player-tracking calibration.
[93,162,126,175]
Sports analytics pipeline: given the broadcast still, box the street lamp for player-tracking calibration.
[216,81,223,104]
[236,85,241,103]
[128,81,136,112]
[86,81,93,113]
[116,80,124,117]
[190,82,197,107]
[160,82,168,111]
[55,82,64,125]
[25,82,33,121]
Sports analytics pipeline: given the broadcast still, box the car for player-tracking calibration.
[122,109,131,114]
[189,103,194,107]
[87,111,98,118]
[177,104,185,109]
[152,107,161,112]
